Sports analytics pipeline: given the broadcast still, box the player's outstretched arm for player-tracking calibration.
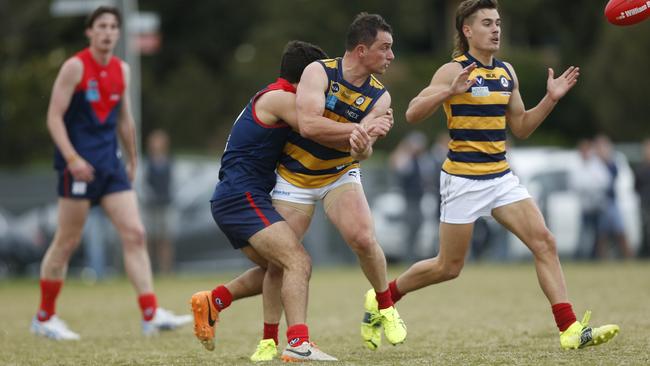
[405,62,477,123]
[296,62,356,144]
[46,58,95,182]
[505,63,580,139]
[117,62,139,182]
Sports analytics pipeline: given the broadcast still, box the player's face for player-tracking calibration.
[86,13,120,53]
[362,31,394,75]
[465,8,501,53]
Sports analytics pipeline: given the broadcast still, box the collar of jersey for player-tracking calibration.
[465,52,497,70]
[335,58,371,92]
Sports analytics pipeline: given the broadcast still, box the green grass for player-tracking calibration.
[1,262,649,365]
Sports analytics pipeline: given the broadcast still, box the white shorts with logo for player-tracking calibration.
[440,171,531,224]
[271,168,361,205]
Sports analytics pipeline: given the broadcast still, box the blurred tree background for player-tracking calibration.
[1,0,649,167]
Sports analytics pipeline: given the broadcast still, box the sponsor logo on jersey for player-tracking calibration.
[86,79,100,102]
[345,109,359,120]
[326,95,338,110]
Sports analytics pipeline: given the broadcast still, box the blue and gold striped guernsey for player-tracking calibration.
[442,52,514,179]
[277,57,387,188]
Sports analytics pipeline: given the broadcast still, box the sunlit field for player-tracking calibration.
[1,262,648,365]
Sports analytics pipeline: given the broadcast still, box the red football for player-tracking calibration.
[605,0,650,26]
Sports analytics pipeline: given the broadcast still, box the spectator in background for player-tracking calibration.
[144,129,174,273]
[634,139,650,258]
[569,139,609,260]
[593,135,634,259]
[389,131,429,262]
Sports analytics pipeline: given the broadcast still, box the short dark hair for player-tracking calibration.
[85,6,121,29]
[345,12,392,51]
[453,0,499,57]
[280,41,328,83]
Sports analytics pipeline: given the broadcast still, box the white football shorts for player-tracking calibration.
[271,168,361,205]
[439,171,531,224]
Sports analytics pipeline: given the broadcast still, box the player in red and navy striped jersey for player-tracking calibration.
[191,41,347,361]
[31,6,190,341]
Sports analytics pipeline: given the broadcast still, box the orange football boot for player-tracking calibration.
[190,290,219,351]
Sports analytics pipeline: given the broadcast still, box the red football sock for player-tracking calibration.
[389,279,403,304]
[552,302,577,332]
[264,322,279,345]
[375,287,394,310]
[286,323,309,347]
[138,293,158,321]
[38,279,63,321]
[211,285,233,311]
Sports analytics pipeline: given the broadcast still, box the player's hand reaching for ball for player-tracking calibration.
[547,66,580,102]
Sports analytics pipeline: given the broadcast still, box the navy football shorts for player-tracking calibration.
[57,165,131,206]
[211,191,284,249]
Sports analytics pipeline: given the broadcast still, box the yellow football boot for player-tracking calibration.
[250,338,277,362]
[559,311,619,350]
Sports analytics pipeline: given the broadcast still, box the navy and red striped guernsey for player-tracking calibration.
[54,48,125,172]
[212,78,295,199]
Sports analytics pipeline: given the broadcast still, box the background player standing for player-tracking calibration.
[31,6,190,340]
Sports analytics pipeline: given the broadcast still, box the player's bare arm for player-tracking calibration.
[296,62,357,144]
[259,90,350,151]
[117,62,138,182]
[405,62,477,123]
[350,92,394,161]
[46,57,95,182]
[505,62,580,139]
[359,92,393,139]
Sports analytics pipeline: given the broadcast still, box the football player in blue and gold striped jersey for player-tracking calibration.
[368,0,619,351]
[270,12,408,349]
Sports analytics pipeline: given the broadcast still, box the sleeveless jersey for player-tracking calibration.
[442,53,514,179]
[54,48,125,172]
[277,57,387,188]
[212,78,295,198]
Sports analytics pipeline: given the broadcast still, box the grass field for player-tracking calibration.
[1,262,648,365]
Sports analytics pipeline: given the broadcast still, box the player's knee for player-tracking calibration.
[347,229,376,255]
[431,258,465,281]
[439,260,464,281]
[267,264,284,280]
[121,223,147,248]
[52,232,83,254]
[282,246,312,277]
[532,229,557,257]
